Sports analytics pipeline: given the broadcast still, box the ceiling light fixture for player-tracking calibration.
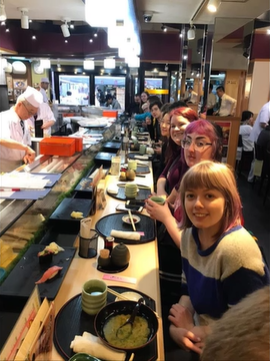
[5,27,9,32]
[94,31,98,37]
[89,38,93,43]
[20,8,29,29]
[69,22,74,29]
[161,24,167,32]
[1,20,5,25]
[83,59,95,70]
[40,59,51,69]
[187,23,196,40]
[61,17,70,38]
[207,0,221,13]
[179,31,183,38]
[267,29,270,35]
[104,58,115,69]
[32,34,36,40]
[0,0,6,21]
[65,40,68,43]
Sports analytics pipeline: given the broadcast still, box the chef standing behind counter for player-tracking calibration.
[0,86,43,173]
[27,84,56,137]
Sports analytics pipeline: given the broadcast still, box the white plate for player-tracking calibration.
[122,215,140,225]
[115,291,145,303]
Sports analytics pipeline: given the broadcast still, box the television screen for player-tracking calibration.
[0,85,10,111]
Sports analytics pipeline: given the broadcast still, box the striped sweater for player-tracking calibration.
[181,225,269,324]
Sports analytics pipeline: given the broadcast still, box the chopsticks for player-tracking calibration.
[107,288,160,319]
[128,209,136,232]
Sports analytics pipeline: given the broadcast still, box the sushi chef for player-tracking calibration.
[27,84,56,137]
[40,77,50,103]
[0,86,43,173]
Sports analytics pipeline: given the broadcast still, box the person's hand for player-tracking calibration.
[142,121,147,128]
[168,303,194,329]
[169,325,203,354]
[145,117,151,125]
[145,198,170,221]
[23,146,35,164]
[190,325,208,342]
[154,146,161,155]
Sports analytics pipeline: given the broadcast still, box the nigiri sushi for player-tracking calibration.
[35,266,63,284]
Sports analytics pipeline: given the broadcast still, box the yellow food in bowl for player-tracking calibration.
[103,314,150,348]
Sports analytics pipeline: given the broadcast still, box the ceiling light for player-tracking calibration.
[40,59,51,68]
[94,32,98,37]
[32,34,36,40]
[61,18,70,37]
[104,58,115,69]
[183,55,188,60]
[20,8,29,29]
[5,27,9,32]
[89,38,93,42]
[179,31,183,38]
[161,24,167,32]
[65,40,68,43]
[69,22,74,29]
[29,19,32,23]
[187,23,196,40]
[0,0,6,22]
[83,59,95,70]
[267,29,270,35]
[207,0,221,13]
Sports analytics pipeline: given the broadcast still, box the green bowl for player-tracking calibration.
[68,353,101,361]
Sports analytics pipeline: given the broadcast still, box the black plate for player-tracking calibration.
[102,142,122,153]
[97,262,129,274]
[49,198,93,234]
[0,245,76,300]
[53,286,158,361]
[94,152,115,166]
[95,213,155,244]
[107,185,151,202]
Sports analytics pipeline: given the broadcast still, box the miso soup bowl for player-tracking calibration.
[94,300,159,352]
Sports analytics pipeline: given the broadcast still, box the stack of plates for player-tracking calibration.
[124,183,138,198]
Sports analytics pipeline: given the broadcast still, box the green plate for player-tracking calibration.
[68,353,101,361]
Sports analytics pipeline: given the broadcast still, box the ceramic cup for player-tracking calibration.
[81,279,107,315]
[128,159,137,171]
[139,144,146,155]
[150,196,165,205]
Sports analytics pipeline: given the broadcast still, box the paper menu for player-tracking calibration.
[0,287,41,361]
[0,173,49,190]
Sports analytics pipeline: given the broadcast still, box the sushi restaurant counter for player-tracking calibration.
[52,162,165,360]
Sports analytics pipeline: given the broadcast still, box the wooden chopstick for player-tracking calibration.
[128,209,136,232]
[107,287,160,318]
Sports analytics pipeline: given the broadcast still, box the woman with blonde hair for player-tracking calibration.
[168,161,269,355]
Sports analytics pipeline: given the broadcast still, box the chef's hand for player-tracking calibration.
[145,198,170,221]
[23,146,35,164]
[169,325,203,354]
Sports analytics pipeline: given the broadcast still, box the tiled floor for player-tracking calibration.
[237,174,270,266]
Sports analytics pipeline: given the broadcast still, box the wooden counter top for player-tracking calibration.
[52,160,165,360]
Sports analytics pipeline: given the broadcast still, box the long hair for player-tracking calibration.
[183,119,223,162]
[180,161,242,239]
[165,107,198,163]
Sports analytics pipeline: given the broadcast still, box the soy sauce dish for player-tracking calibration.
[94,300,158,351]
[122,215,141,225]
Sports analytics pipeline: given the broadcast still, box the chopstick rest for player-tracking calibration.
[110,229,140,241]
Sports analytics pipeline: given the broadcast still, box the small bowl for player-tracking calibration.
[150,196,165,205]
[68,353,101,361]
[122,215,140,225]
[94,300,158,352]
[115,291,146,304]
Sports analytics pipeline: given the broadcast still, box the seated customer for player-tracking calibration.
[157,107,198,197]
[134,102,151,123]
[168,161,269,354]
[201,286,269,361]
[147,99,163,142]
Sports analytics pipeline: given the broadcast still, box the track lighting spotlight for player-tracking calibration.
[20,8,29,29]
[5,27,9,32]
[94,32,98,37]
[0,0,6,22]
[32,34,36,40]
[179,31,183,38]
[89,38,93,43]
[207,0,221,13]
[161,24,167,32]
[187,23,196,40]
[61,18,70,37]
[69,22,74,29]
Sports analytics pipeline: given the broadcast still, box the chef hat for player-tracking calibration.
[22,86,43,107]
[41,77,49,83]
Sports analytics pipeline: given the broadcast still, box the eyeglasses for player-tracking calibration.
[181,138,212,151]
[22,102,37,116]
